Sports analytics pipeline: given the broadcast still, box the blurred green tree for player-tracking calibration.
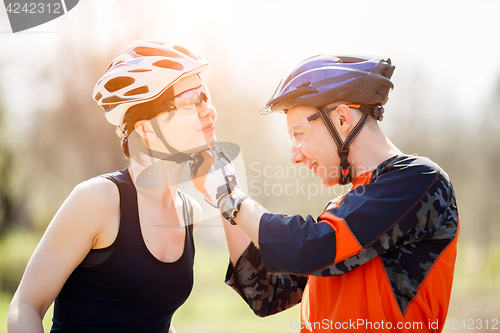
[0,92,29,236]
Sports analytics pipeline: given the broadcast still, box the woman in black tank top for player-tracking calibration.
[8,40,217,333]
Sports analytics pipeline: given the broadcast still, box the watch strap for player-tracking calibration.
[220,192,248,225]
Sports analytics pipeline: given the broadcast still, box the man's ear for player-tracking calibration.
[134,120,157,141]
[332,104,352,134]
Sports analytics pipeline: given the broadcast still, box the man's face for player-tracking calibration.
[286,105,340,187]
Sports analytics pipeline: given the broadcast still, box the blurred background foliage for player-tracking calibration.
[1,0,500,332]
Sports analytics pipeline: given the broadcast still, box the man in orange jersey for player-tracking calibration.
[190,55,459,332]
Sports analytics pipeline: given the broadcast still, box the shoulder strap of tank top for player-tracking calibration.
[100,168,132,186]
[177,190,194,236]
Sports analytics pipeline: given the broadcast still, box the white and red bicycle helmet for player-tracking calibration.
[93,40,208,126]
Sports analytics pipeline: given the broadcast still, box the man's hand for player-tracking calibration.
[190,146,264,245]
[189,146,238,208]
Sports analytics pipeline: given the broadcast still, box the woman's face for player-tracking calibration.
[153,78,217,155]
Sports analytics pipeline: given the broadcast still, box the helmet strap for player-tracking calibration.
[317,106,369,185]
[141,105,194,164]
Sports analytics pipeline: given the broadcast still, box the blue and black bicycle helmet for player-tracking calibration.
[260,55,395,184]
[260,55,394,115]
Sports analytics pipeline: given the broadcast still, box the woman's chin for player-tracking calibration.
[205,133,217,146]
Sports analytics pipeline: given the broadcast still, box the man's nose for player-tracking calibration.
[290,145,304,164]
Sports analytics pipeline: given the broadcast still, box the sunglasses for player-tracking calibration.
[156,84,212,114]
[287,104,360,148]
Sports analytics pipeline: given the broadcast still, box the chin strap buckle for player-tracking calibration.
[359,104,384,121]
[338,149,351,185]
[372,105,384,121]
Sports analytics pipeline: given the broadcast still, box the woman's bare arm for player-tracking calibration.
[7,177,119,332]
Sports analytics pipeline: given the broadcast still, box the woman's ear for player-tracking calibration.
[134,120,157,141]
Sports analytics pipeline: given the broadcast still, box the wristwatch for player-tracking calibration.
[220,192,248,225]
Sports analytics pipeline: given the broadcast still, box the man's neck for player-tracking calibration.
[349,126,402,180]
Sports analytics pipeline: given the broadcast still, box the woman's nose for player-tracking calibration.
[198,103,216,120]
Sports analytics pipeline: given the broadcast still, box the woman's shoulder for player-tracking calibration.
[68,174,120,216]
[42,174,121,252]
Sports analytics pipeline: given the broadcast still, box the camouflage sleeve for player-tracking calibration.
[225,242,308,317]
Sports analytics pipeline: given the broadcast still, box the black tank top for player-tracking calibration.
[51,169,195,333]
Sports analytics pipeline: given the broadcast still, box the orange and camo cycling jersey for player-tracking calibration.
[226,155,459,332]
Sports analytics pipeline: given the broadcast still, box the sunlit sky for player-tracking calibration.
[1,0,500,130]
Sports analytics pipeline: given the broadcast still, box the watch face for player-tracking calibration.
[221,197,235,217]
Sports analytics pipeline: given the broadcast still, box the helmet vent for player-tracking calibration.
[296,80,310,88]
[375,84,390,97]
[108,60,124,71]
[173,45,197,60]
[152,60,184,70]
[102,96,131,104]
[128,69,152,73]
[104,76,136,92]
[94,92,102,101]
[124,86,150,96]
[133,46,181,58]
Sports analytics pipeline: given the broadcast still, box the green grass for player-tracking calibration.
[450,241,500,295]
[172,240,300,333]
[0,230,46,332]
[0,231,41,295]
[1,293,11,332]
